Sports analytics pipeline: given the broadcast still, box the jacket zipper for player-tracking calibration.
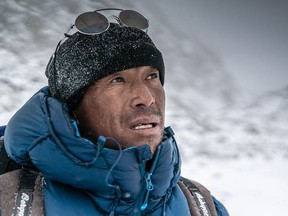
[134,145,162,215]
[133,162,147,216]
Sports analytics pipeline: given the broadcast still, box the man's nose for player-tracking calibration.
[130,83,155,108]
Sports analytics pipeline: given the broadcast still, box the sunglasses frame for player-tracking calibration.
[66,8,149,36]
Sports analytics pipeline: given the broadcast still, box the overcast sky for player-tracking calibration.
[148,0,288,97]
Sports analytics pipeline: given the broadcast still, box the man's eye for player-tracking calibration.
[111,77,125,83]
[147,72,159,80]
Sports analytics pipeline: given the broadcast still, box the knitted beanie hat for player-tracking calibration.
[45,23,165,107]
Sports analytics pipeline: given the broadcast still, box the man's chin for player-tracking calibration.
[126,137,162,154]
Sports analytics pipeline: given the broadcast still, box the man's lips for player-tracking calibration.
[132,123,157,130]
[129,117,160,130]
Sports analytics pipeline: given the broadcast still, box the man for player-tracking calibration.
[1,9,229,215]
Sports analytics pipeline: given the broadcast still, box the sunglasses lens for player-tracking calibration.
[119,10,149,30]
[75,11,109,35]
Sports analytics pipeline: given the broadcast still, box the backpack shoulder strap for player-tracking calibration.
[0,136,21,174]
[178,176,218,216]
[0,169,21,215]
[0,136,10,174]
[0,168,44,216]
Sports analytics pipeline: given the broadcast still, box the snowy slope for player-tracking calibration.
[0,0,287,215]
[174,86,288,160]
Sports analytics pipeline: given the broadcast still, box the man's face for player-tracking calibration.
[75,66,165,154]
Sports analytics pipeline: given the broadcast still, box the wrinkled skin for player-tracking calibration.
[74,66,165,154]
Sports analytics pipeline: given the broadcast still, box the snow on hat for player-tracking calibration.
[45,23,165,107]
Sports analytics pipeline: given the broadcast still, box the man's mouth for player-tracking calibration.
[133,123,157,130]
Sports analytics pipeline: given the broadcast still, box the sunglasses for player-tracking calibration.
[65,8,149,36]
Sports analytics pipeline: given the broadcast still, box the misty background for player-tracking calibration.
[0,0,288,215]
[157,0,288,98]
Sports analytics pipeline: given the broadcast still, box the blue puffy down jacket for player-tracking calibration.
[4,87,229,215]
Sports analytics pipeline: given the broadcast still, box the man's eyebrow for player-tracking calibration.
[110,72,122,76]
[92,72,123,87]
[106,72,124,78]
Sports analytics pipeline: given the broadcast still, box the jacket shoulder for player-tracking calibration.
[212,196,230,216]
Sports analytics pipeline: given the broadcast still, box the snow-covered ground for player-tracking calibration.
[1,0,287,215]
[181,157,287,216]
